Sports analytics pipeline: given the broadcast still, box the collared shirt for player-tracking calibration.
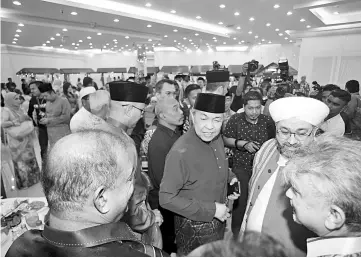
[224,113,276,169]
[5,221,165,257]
[159,127,235,222]
[307,236,361,257]
[320,114,345,137]
[246,155,288,232]
[148,123,181,209]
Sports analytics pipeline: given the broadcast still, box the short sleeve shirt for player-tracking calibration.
[224,113,275,169]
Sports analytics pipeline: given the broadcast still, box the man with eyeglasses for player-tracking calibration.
[238,97,329,256]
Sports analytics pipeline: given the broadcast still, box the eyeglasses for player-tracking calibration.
[277,129,314,141]
[122,105,145,115]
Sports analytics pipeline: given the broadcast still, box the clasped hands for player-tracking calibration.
[214,178,240,222]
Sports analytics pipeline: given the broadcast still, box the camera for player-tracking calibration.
[247,60,259,73]
[212,61,221,70]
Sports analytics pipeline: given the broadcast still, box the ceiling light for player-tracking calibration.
[18,23,24,27]
[75,47,78,49]
[147,24,152,28]
[214,39,218,42]
[90,46,93,48]
[258,42,261,45]
[307,25,311,28]
[255,35,259,38]
[87,36,91,39]
[13,1,21,5]
[89,43,92,45]
[158,43,161,46]
[287,11,292,15]
[16,29,22,33]
[274,4,280,8]
[189,39,192,42]
[236,26,241,30]
[148,39,152,41]
[62,28,68,31]
[60,44,63,47]
[145,3,151,7]
[15,34,20,37]
[111,47,114,50]
[56,33,61,36]
[72,43,75,45]
[114,45,117,47]
[196,16,201,19]
[300,18,305,22]
[275,28,280,31]
[249,17,255,21]
[333,11,339,15]
[279,33,283,36]
[76,43,79,46]
[113,39,117,41]
[50,37,55,40]
[46,41,50,43]
[223,42,226,44]
[248,31,252,34]
[191,42,194,45]
[79,39,83,42]
[261,39,265,41]
[71,11,77,15]
[12,41,17,44]
[125,45,128,47]
[220,4,226,8]
[97,32,102,35]
[173,29,178,32]
[290,40,293,42]
[42,43,46,46]
[106,43,109,45]
[268,41,272,43]
[234,12,240,16]
[164,35,168,37]
[13,38,18,41]
[213,37,217,39]
[178,42,181,45]
[171,10,176,14]
[233,37,237,40]
[238,42,242,44]
[195,33,199,36]
[218,22,223,25]
[125,36,129,39]
[285,37,288,39]
[266,23,271,27]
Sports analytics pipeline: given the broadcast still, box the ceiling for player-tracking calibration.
[1,0,360,53]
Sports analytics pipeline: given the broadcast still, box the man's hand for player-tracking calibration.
[153,209,163,226]
[228,178,240,200]
[244,141,260,153]
[39,118,49,125]
[214,202,230,222]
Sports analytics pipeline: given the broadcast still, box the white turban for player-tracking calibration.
[89,90,110,113]
[269,97,329,126]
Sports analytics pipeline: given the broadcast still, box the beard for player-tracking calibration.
[278,142,306,159]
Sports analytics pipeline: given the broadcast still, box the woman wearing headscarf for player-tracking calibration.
[1,92,40,190]
[62,82,79,117]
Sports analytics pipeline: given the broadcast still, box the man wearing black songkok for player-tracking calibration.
[159,93,240,256]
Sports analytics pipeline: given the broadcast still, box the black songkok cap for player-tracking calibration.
[109,81,148,103]
[194,93,225,114]
[206,70,230,83]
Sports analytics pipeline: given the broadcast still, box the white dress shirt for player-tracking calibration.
[319,114,345,136]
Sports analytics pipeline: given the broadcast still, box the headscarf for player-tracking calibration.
[4,92,21,111]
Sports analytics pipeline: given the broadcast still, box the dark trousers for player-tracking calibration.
[38,126,48,160]
[159,206,177,254]
[231,165,252,239]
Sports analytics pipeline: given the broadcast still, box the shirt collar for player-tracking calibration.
[241,112,260,125]
[42,221,138,248]
[307,236,361,257]
[157,123,180,137]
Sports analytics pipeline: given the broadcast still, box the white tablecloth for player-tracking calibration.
[1,197,48,256]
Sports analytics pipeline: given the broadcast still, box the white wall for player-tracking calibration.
[298,34,361,88]
[154,44,300,70]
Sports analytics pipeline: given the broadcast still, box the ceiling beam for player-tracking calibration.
[293,0,360,10]
[0,8,162,41]
[288,22,361,38]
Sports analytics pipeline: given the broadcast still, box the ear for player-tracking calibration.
[324,204,346,231]
[93,186,110,214]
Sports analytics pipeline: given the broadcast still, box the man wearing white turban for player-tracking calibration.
[238,97,329,256]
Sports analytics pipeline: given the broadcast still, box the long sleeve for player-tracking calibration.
[266,117,276,139]
[159,150,216,222]
[27,98,36,126]
[48,99,71,126]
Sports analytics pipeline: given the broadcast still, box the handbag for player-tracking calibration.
[7,121,34,139]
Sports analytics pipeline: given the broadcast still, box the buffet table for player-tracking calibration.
[1,197,48,256]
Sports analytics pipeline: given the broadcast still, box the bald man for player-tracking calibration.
[147,98,184,253]
[6,130,166,257]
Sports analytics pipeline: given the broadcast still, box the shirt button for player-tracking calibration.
[268,169,272,173]
[250,202,253,207]
[219,166,221,169]
[258,185,260,190]
[217,157,219,160]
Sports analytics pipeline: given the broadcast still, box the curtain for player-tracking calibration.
[337,56,361,88]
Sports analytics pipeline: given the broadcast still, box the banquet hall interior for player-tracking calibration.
[1,0,361,256]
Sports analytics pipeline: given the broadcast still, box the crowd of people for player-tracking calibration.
[1,65,361,257]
